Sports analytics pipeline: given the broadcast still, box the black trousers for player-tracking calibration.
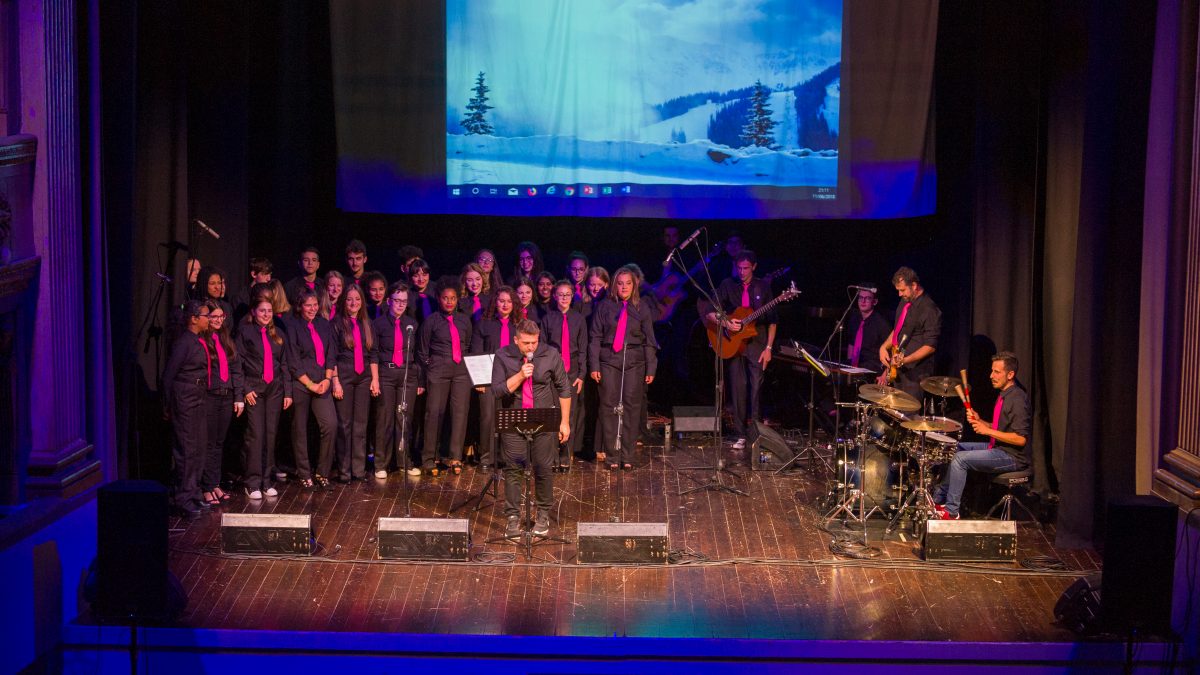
[335,373,372,478]
[598,357,646,464]
[170,380,208,509]
[727,351,765,437]
[243,380,283,491]
[375,366,419,472]
[500,430,557,516]
[422,362,472,467]
[476,385,497,466]
[560,384,583,463]
[584,377,602,458]
[292,384,337,479]
[203,390,234,490]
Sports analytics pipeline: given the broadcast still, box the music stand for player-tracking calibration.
[486,407,572,560]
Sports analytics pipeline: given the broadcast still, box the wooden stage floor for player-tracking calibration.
[154,438,1097,643]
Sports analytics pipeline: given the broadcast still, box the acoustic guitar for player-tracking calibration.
[650,240,723,322]
[706,282,800,359]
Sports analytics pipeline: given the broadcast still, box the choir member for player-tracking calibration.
[534,271,556,314]
[192,265,234,319]
[565,251,589,302]
[458,262,491,322]
[162,300,213,516]
[238,298,293,499]
[285,289,338,490]
[588,266,658,470]
[331,284,380,481]
[398,245,424,278]
[417,276,474,476]
[266,278,291,321]
[511,241,544,285]
[469,285,516,470]
[363,270,388,320]
[202,303,243,505]
[514,277,542,322]
[374,282,424,477]
[540,280,587,471]
[323,270,345,320]
[407,258,435,322]
[284,247,325,306]
[345,239,368,285]
[580,266,609,460]
[475,248,505,297]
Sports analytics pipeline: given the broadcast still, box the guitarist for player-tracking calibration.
[876,266,942,400]
[699,250,777,452]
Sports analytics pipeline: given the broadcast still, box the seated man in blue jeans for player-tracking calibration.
[934,351,1032,519]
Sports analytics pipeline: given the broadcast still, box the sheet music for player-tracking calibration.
[464,354,495,386]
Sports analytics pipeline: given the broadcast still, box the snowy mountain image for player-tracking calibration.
[446,0,842,188]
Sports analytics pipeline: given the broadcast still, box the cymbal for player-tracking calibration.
[901,416,960,433]
[921,376,960,397]
[857,384,921,412]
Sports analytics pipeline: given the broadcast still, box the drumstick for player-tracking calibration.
[959,368,970,394]
[955,384,972,411]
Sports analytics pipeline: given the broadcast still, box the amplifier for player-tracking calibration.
[378,517,471,561]
[923,519,1016,562]
[577,522,669,563]
[221,513,313,555]
[673,406,717,433]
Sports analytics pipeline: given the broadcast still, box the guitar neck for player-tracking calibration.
[742,292,788,324]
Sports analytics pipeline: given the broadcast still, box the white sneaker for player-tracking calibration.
[246,489,263,500]
[406,467,422,477]
[375,470,388,479]
[732,438,746,450]
[263,487,278,497]
[274,472,288,482]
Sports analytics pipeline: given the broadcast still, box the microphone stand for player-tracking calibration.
[609,333,630,522]
[673,232,747,497]
[396,326,426,517]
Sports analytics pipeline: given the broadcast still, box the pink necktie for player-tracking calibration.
[329,305,337,320]
[522,358,534,408]
[612,301,628,352]
[472,295,481,316]
[850,321,864,367]
[988,395,1004,448]
[308,322,324,367]
[447,315,462,363]
[893,302,911,345]
[499,316,510,347]
[561,313,571,372]
[199,337,212,388]
[351,317,364,374]
[420,293,431,316]
[741,283,751,307]
[392,318,404,367]
[306,280,315,290]
[260,327,273,383]
[212,335,229,382]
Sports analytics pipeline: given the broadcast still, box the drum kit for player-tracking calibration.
[824,376,965,535]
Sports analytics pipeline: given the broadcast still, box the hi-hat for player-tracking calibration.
[901,416,960,433]
[858,384,921,412]
[920,376,960,397]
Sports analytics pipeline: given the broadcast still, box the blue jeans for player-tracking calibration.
[934,442,1024,516]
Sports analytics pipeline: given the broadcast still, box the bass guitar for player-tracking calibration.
[707,281,800,359]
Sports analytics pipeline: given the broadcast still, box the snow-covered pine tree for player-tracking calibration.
[461,71,494,135]
[740,79,777,148]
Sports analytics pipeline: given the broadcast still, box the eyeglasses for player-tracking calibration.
[569,266,587,272]
[389,296,408,303]
[554,292,574,299]
[477,257,495,264]
[209,314,226,321]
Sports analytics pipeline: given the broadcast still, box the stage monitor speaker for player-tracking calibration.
[672,406,716,433]
[1100,495,1176,635]
[377,517,470,560]
[923,519,1016,561]
[221,513,313,555]
[1054,573,1103,635]
[95,480,176,621]
[750,421,794,469]
[578,522,669,563]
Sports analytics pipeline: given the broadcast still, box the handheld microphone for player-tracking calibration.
[193,219,221,240]
[680,227,703,249]
[849,284,877,294]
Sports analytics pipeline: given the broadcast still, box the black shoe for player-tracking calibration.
[334,474,350,484]
[505,515,521,538]
[532,512,550,537]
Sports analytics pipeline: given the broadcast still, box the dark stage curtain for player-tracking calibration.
[942,2,1158,546]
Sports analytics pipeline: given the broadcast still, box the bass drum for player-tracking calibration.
[843,443,896,515]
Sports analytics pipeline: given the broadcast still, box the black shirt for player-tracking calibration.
[587,296,659,374]
[284,276,326,306]
[699,276,778,351]
[891,291,941,384]
[283,315,336,384]
[844,310,892,372]
[205,333,245,398]
[490,342,572,411]
[458,292,492,322]
[539,307,587,383]
[471,315,516,355]
[237,321,292,397]
[988,383,1033,467]
[374,311,423,386]
[417,310,474,374]
[408,289,436,323]
[162,332,211,408]
[331,315,379,381]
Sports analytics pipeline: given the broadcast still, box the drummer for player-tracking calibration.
[933,351,1032,520]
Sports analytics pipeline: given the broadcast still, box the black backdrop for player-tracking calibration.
[102,1,1156,548]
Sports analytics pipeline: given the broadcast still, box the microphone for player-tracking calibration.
[663,248,676,267]
[524,351,535,362]
[405,324,415,333]
[193,219,221,240]
[680,227,703,249]
[849,284,877,294]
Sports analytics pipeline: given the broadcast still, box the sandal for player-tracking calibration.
[314,475,331,490]
[622,463,633,471]
[449,462,463,475]
[202,491,220,506]
[595,451,606,463]
[424,465,440,477]
[608,462,619,471]
[212,487,231,501]
[300,478,315,490]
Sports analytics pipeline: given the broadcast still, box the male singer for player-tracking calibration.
[490,320,572,538]
[877,266,941,400]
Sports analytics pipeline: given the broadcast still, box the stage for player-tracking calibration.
[62,435,1186,672]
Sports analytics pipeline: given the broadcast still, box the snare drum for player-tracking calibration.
[907,431,959,464]
[866,408,910,452]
